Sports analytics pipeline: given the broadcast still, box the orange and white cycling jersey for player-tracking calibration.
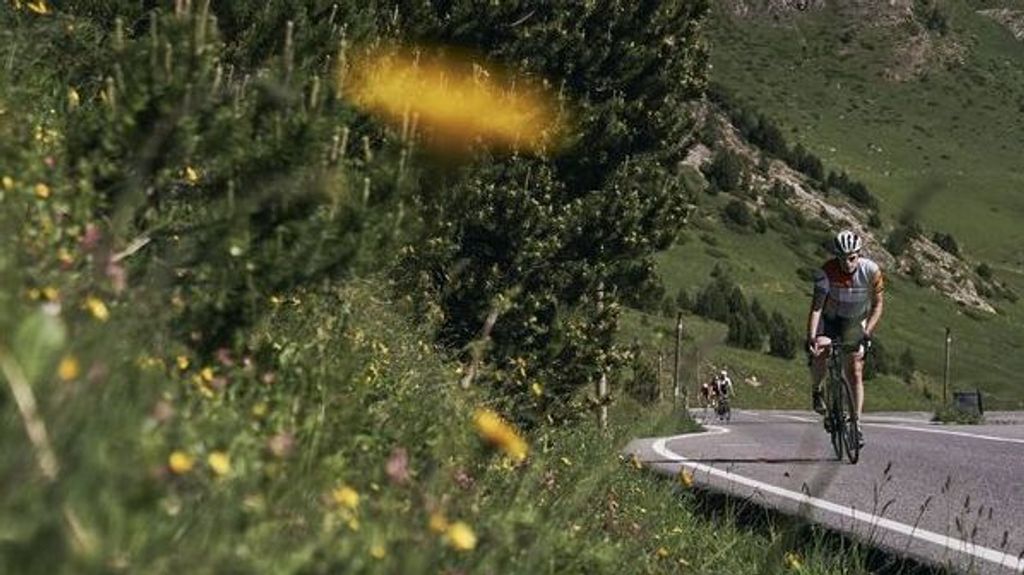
[812,257,884,320]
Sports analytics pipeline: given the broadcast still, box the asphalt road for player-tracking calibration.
[624,410,1024,574]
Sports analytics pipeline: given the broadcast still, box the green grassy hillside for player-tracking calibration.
[639,1,1024,409]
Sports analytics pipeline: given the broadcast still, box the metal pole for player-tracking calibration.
[673,312,683,407]
[943,327,952,404]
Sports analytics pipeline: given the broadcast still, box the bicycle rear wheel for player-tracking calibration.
[839,376,860,464]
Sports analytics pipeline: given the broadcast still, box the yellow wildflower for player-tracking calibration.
[473,408,528,462]
[445,521,477,551]
[784,551,803,570]
[207,451,231,476]
[560,457,572,467]
[332,485,359,510]
[41,286,58,301]
[531,382,543,397]
[251,402,268,418]
[26,0,50,15]
[656,547,670,558]
[679,469,694,488]
[57,355,80,381]
[34,183,50,199]
[631,453,643,470]
[176,355,190,371]
[57,247,73,265]
[370,544,386,559]
[1,176,13,190]
[428,512,448,534]
[184,166,199,185]
[67,87,80,110]
[85,296,109,321]
[199,367,214,383]
[168,451,194,474]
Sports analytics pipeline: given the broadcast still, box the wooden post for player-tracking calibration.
[673,312,683,408]
[596,283,608,431]
[657,349,664,402]
[943,327,952,404]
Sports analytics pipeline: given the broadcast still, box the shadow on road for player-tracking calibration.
[688,488,946,575]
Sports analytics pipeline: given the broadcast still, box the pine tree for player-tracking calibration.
[768,311,798,359]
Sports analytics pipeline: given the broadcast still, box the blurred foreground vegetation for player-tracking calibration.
[0,1,946,573]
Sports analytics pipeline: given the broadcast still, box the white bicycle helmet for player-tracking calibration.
[833,230,862,255]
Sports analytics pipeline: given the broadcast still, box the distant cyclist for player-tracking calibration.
[699,380,713,411]
[712,369,734,421]
[714,369,733,401]
[806,230,885,448]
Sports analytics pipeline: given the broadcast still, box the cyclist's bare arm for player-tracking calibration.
[865,292,884,337]
[807,297,827,353]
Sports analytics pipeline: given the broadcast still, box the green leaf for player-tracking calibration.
[12,312,67,385]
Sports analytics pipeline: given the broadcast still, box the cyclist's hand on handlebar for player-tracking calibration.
[806,338,820,356]
[861,334,873,350]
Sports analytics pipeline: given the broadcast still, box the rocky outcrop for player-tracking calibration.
[682,104,996,314]
[979,9,1024,41]
[896,237,996,313]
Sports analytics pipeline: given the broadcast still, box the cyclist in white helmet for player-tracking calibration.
[806,230,885,448]
[714,369,733,400]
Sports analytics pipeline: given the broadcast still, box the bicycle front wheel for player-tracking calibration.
[839,376,860,464]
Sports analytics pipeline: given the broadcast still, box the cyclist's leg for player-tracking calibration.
[839,320,866,419]
[840,320,867,447]
[810,320,839,413]
[847,351,865,417]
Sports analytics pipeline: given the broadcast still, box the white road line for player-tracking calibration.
[862,415,931,424]
[864,423,1024,445]
[755,412,1024,445]
[771,413,816,423]
[652,430,1024,573]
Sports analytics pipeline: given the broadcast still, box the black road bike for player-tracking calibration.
[817,337,861,464]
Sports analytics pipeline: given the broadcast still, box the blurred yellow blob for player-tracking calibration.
[57,355,80,381]
[445,521,477,551]
[25,1,51,15]
[67,87,80,110]
[34,183,50,199]
[473,408,528,462]
[428,512,448,534]
[184,166,200,185]
[332,485,360,510]
[679,469,694,488]
[168,451,194,474]
[207,451,231,476]
[342,47,566,154]
[85,296,109,322]
[783,551,803,570]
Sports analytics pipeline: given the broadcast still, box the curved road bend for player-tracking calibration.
[625,410,1024,574]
